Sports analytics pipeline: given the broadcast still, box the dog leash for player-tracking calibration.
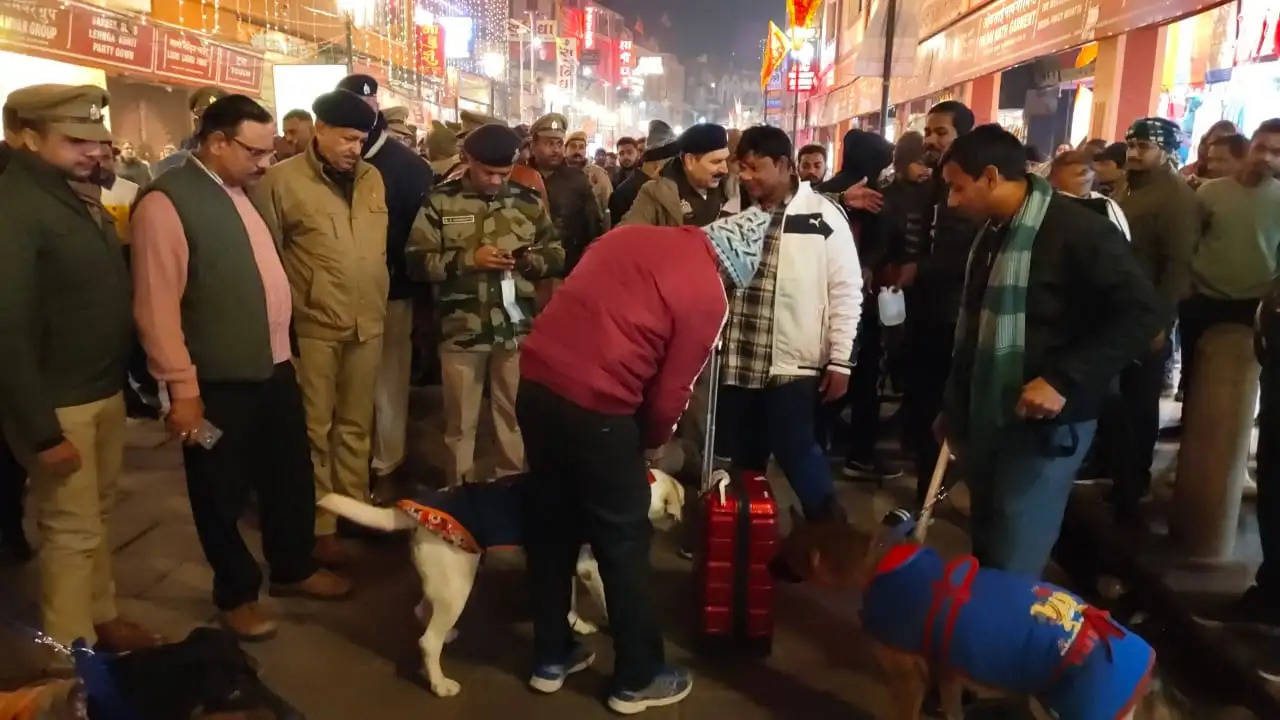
[912,441,953,543]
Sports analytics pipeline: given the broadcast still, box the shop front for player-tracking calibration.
[0,0,266,160]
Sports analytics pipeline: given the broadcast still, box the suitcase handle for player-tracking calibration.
[700,339,721,491]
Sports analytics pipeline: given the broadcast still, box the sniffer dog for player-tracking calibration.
[318,470,684,697]
[775,511,1171,720]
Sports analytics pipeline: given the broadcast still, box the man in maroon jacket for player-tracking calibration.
[518,209,770,714]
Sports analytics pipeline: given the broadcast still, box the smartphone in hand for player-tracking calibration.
[191,419,223,450]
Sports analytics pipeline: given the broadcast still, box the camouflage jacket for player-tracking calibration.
[407,175,564,351]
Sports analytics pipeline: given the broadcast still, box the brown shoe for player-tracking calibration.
[219,602,278,642]
[313,534,348,568]
[94,617,164,652]
[270,569,353,601]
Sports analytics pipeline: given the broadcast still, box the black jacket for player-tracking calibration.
[542,163,602,273]
[819,129,894,270]
[881,179,934,265]
[365,128,435,300]
[908,175,981,330]
[609,168,647,223]
[947,192,1164,431]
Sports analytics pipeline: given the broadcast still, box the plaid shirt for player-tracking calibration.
[721,201,788,389]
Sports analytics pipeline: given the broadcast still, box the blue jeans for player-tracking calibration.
[963,420,1097,577]
[716,378,835,518]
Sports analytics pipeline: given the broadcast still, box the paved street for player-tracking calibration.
[0,389,1247,718]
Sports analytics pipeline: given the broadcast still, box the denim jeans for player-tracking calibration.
[964,420,1097,577]
[716,378,836,518]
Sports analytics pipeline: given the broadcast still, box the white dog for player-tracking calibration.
[318,469,685,697]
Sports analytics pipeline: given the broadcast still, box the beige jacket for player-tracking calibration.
[253,144,390,342]
[583,163,613,227]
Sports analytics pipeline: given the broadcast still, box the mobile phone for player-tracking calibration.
[192,419,223,450]
[511,244,532,260]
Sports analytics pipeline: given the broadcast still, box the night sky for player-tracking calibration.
[604,0,785,72]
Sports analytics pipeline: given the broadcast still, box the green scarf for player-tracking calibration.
[957,174,1054,443]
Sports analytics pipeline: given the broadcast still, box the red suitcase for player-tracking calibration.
[694,347,778,654]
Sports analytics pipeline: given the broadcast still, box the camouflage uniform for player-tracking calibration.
[407,175,564,484]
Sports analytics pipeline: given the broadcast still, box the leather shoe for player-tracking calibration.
[313,534,348,568]
[270,569,353,601]
[220,602,278,641]
[94,617,164,652]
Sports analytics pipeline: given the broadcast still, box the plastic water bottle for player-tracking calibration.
[878,287,906,327]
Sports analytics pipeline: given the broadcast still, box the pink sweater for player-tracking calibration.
[131,167,292,400]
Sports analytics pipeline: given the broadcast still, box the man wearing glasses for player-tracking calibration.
[131,95,352,641]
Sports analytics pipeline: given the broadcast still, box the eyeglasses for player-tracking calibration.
[231,136,276,160]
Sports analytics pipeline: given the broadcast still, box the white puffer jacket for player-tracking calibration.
[768,181,862,377]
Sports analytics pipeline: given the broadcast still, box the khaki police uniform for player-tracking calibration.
[0,85,130,646]
[253,142,389,536]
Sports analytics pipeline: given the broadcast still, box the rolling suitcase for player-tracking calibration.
[694,346,778,655]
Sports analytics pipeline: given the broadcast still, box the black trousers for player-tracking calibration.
[901,296,955,506]
[1257,363,1280,600]
[0,433,26,547]
[1179,294,1261,395]
[183,362,316,610]
[845,292,884,462]
[1109,342,1170,511]
[518,380,663,692]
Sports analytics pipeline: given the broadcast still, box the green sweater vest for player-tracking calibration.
[143,161,275,383]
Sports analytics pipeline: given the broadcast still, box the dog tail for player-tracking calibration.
[317,494,416,532]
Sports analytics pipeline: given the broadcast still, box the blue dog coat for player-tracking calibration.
[397,476,528,553]
[861,543,1154,720]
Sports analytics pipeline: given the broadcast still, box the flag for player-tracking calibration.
[787,0,823,30]
[761,21,788,90]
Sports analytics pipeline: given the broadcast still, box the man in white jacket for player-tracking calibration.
[716,125,862,521]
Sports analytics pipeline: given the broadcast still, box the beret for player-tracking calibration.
[337,74,379,97]
[312,90,378,131]
[463,124,521,167]
[678,123,728,156]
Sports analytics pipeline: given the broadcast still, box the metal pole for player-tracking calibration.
[792,59,800,145]
[879,0,897,134]
[345,15,354,73]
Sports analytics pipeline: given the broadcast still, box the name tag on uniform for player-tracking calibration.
[442,215,475,225]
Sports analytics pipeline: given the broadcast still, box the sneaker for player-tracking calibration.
[607,665,693,715]
[528,642,595,694]
[842,457,904,482]
[1192,586,1280,635]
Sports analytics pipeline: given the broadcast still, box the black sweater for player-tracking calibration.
[947,191,1164,430]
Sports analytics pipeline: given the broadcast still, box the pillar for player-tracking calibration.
[1172,324,1261,559]
[1091,25,1165,141]
[969,72,1001,126]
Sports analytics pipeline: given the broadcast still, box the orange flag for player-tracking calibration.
[761,21,788,90]
[787,0,823,31]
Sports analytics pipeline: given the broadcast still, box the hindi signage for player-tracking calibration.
[0,0,265,94]
[415,22,445,78]
[556,36,575,92]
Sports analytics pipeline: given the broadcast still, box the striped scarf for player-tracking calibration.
[957,174,1053,441]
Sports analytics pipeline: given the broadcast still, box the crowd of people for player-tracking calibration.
[1,71,1279,714]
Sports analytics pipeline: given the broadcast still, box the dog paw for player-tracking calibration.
[569,615,599,635]
[430,677,461,697]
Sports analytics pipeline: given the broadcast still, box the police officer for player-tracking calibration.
[0,84,161,652]
[334,74,434,497]
[406,124,564,486]
[529,113,602,273]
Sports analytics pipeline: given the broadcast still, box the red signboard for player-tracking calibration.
[0,0,264,95]
[66,9,153,71]
[218,46,261,92]
[787,63,817,92]
[415,22,445,78]
[0,0,72,51]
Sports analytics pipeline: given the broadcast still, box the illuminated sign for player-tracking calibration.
[634,55,663,76]
[584,7,596,49]
[618,39,640,89]
[535,19,556,39]
[438,16,474,59]
[786,63,816,92]
[415,23,445,78]
[556,36,576,92]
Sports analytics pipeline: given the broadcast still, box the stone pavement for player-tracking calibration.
[0,388,1246,718]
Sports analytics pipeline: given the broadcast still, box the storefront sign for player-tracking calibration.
[415,22,445,78]
[787,62,817,92]
[556,36,575,92]
[534,19,556,40]
[0,0,264,93]
[618,39,637,89]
